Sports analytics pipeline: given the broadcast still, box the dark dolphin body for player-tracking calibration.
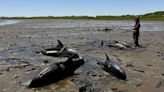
[29,55,84,88]
[40,40,79,58]
[97,53,126,80]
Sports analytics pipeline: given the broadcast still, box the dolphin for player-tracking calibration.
[114,41,131,47]
[97,53,126,80]
[107,41,130,49]
[28,55,84,88]
[40,40,80,58]
[113,41,128,49]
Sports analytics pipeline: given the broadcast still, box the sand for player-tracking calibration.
[0,19,164,92]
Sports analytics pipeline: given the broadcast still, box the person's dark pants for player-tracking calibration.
[133,31,139,46]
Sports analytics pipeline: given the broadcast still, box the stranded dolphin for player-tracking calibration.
[113,41,128,49]
[40,40,80,58]
[107,40,130,50]
[97,53,126,80]
[114,41,131,49]
[29,55,84,88]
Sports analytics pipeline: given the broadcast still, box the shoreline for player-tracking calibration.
[0,20,21,26]
[1,18,164,21]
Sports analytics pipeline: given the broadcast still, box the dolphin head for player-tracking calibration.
[28,62,62,88]
[63,54,84,72]
[29,55,84,88]
[103,53,127,80]
[109,63,127,80]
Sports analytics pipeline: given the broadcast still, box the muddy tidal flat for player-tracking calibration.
[0,19,164,92]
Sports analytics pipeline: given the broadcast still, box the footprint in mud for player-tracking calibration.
[111,88,126,92]
[161,74,164,76]
[87,71,97,77]
[146,64,153,67]
[79,81,102,92]
[125,63,147,74]
[25,67,37,73]
[157,52,161,56]
[136,82,143,87]
[12,74,19,79]
[157,51,164,60]
[125,64,135,68]
[79,82,91,92]
[43,60,49,64]
[132,69,145,73]
[137,48,146,53]
[0,72,3,75]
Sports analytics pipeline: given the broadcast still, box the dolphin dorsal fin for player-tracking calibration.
[105,53,110,61]
[57,40,64,47]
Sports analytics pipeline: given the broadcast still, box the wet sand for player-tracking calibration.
[0,19,164,92]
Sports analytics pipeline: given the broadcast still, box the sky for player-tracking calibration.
[0,0,164,17]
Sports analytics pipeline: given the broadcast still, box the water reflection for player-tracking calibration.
[0,20,20,26]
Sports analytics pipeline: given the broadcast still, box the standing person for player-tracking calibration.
[132,17,141,47]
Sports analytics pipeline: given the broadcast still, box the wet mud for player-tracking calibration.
[0,19,164,92]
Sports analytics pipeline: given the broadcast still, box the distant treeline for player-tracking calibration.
[1,11,164,20]
[0,16,95,19]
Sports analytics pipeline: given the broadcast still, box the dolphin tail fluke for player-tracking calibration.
[57,40,64,47]
[40,51,47,55]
